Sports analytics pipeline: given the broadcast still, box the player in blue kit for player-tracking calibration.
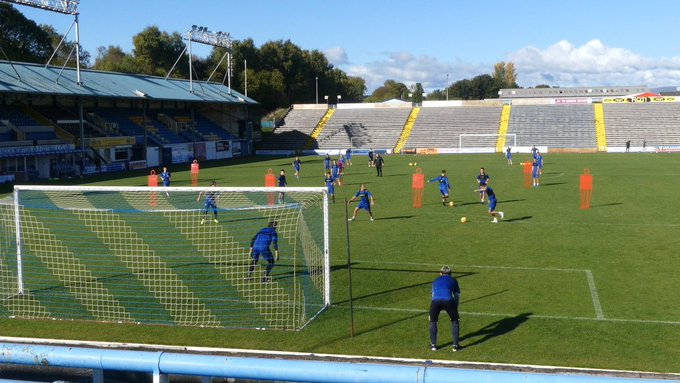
[428,170,452,206]
[536,151,543,175]
[247,221,279,282]
[277,169,287,204]
[324,172,335,203]
[506,146,512,165]
[429,265,460,352]
[532,157,540,187]
[474,184,504,223]
[323,154,331,173]
[476,167,490,204]
[347,184,374,222]
[531,145,538,159]
[197,180,219,224]
[292,156,301,179]
[159,166,171,197]
[345,148,352,166]
[331,160,340,186]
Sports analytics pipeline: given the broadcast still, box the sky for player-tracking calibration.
[13,0,680,93]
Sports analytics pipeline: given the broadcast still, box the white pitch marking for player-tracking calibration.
[354,260,604,321]
[346,305,680,326]
[585,270,604,320]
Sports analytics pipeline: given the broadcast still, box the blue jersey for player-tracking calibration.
[324,156,331,169]
[531,147,538,159]
[477,173,489,186]
[293,159,301,170]
[278,175,287,187]
[345,149,351,159]
[429,176,450,190]
[331,164,339,178]
[324,176,334,194]
[536,155,543,168]
[354,189,372,203]
[160,171,171,186]
[431,275,460,301]
[251,227,278,251]
[506,148,512,159]
[485,185,496,201]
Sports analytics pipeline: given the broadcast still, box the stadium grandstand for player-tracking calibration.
[0,60,257,183]
[260,85,680,155]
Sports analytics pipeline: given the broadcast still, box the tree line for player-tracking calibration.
[1,3,521,113]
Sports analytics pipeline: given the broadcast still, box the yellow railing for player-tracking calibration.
[593,103,606,151]
[303,108,334,149]
[495,104,511,152]
[393,107,420,153]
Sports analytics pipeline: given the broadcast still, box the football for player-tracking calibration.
[460,217,467,223]
[449,201,454,207]
[408,162,413,166]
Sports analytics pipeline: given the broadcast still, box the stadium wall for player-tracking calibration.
[0,341,677,383]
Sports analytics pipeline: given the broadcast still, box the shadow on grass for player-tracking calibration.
[334,280,433,305]
[497,199,525,204]
[374,215,415,221]
[458,312,532,348]
[539,182,566,187]
[334,266,476,305]
[503,215,532,222]
[355,311,428,337]
[589,202,623,208]
[461,289,509,305]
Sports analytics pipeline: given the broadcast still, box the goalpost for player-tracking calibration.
[0,185,330,331]
[458,133,517,153]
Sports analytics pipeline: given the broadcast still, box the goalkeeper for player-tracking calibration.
[248,221,280,282]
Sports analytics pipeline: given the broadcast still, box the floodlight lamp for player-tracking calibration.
[192,25,197,29]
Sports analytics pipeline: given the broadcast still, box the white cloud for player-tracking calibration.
[346,52,487,93]
[341,39,680,94]
[508,39,680,88]
[324,46,348,66]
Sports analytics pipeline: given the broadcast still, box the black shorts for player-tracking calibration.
[429,299,459,322]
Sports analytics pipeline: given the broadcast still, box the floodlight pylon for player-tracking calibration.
[2,0,82,85]
[180,25,233,94]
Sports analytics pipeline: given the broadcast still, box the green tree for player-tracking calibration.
[365,80,409,102]
[0,3,52,63]
[132,26,187,77]
[343,76,366,102]
[42,24,90,68]
[492,61,519,88]
[93,45,139,73]
[411,83,426,103]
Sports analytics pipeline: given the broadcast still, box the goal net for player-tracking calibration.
[458,133,517,153]
[0,185,330,331]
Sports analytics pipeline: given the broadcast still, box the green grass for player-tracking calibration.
[2,153,680,372]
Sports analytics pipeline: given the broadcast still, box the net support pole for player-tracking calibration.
[13,188,23,294]
[343,197,354,337]
[323,190,331,307]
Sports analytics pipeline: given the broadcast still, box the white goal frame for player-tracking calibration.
[458,133,517,152]
[8,184,331,329]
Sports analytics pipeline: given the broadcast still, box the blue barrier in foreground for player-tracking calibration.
[0,342,676,383]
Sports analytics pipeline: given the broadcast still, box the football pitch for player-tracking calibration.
[1,152,680,373]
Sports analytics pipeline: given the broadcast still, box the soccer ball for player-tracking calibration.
[460,217,467,223]
[449,201,454,207]
[414,162,417,166]
[408,162,413,166]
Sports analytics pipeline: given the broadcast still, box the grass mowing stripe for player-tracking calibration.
[66,192,220,327]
